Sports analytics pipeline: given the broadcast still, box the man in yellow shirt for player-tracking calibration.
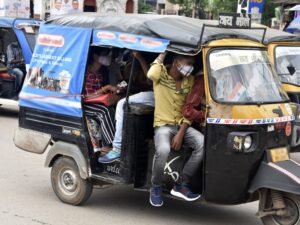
[147,52,204,207]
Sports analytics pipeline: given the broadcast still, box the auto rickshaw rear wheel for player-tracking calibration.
[51,156,93,206]
[262,193,300,225]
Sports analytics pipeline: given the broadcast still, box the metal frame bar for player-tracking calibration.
[124,57,137,111]
[199,24,267,45]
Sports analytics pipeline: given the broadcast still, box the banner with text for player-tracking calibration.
[93,30,170,53]
[19,25,92,117]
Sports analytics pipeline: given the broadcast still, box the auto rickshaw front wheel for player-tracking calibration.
[51,156,93,206]
[262,192,300,225]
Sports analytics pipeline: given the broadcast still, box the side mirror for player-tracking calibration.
[287,65,296,75]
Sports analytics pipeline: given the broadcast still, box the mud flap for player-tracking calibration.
[249,160,300,195]
[14,127,51,154]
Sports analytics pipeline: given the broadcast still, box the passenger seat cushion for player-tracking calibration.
[128,103,154,115]
[0,72,15,81]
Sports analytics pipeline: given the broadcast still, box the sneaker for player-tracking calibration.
[98,150,120,163]
[170,184,201,201]
[150,186,163,207]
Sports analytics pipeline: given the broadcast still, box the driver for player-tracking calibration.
[6,42,26,93]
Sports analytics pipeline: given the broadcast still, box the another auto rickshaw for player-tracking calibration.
[253,27,300,150]
[266,30,300,152]
[13,14,300,225]
[258,29,300,104]
[0,17,40,106]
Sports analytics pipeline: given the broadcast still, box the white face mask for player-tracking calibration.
[99,56,111,66]
[177,62,194,76]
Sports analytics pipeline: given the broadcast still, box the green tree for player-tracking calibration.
[208,0,237,19]
[138,1,154,14]
[169,0,214,18]
[261,0,276,26]
[168,0,237,18]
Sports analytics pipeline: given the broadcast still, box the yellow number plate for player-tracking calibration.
[270,147,289,163]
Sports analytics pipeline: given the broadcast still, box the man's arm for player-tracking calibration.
[171,123,189,151]
[6,45,14,64]
[132,51,149,76]
[147,52,167,83]
[182,76,206,122]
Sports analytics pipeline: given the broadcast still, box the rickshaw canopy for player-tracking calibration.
[47,13,263,55]
[246,25,300,44]
[19,14,269,118]
[287,16,300,34]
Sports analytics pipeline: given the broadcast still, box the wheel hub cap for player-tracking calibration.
[60,170,78,193]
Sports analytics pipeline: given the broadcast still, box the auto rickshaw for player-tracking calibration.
[13,13,300,225]
[265,29,300,152]
[246,27,300,103]
[245,27,300,150]
[0,17,40,106]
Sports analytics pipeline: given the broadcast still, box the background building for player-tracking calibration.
[156,0,179,15]
[32,0,137,19]
[0,0,31,18]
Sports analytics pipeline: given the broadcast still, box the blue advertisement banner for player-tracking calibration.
[92,30,169,53]
[19,25,92,117]
[248,0,265,14]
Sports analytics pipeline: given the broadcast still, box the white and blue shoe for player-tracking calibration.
[98,150,120,163]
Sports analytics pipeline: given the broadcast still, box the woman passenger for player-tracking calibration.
[84,47,121,155]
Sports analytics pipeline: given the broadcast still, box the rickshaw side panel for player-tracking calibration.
[204,123,289,204]
[18,106,95,169]
[121,105,154,184]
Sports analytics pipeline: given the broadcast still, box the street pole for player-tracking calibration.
[192,0,195,18]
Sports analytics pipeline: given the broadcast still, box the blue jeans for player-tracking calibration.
[8,68,24,92]
[113,91,154,152]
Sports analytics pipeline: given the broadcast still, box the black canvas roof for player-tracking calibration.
[242,26,300,44]
[263,28,300,44]
[46,13,262,55]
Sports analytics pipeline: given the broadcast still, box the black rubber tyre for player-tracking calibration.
[262,193,300,225]
[51,157,93,206]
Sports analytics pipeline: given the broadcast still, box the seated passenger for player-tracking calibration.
[147,52,204,207]
[6,42,26,93]
[98,51,153,163]
[182,71,206,123]
[84,47,123,154]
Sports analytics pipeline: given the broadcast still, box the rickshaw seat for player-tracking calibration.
[127,103,154,115]
[0,72,15,81]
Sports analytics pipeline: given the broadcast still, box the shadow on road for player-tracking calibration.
[83,185,260,225]
[0,106,19,118]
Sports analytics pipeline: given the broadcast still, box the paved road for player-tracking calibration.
[0,105,262,225]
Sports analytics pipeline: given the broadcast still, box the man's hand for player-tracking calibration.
[171,123,189,151]
[102,85,118,94]
[156,52,167,64]
[132,51,142,60]
[171,132,184,151]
